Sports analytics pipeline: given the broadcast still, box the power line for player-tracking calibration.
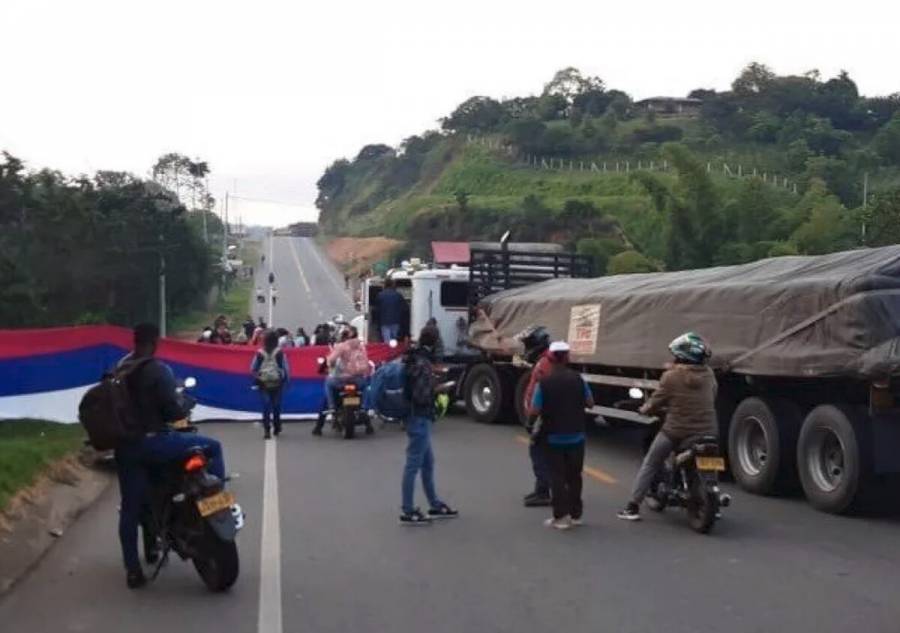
[227,194,312,208]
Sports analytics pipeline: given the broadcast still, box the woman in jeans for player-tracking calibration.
[250,330,290,439]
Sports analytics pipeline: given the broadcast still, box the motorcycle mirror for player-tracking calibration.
[184,377,198,389]
[332,313,345,324]
[388,339,398,348]
[628,387,644,399]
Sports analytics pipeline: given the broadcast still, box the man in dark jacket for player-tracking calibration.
[398,327,458,525]
[115,323,226,589]
[530,342,594,530]
[375,279,406,343]
[618,332,717,521]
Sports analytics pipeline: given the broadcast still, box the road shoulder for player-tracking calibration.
[0,452,112,596]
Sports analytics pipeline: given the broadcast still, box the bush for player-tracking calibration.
[607,250,657,275]
[576,237,625,275]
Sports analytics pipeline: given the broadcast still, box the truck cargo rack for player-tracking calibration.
[467,247,592,311]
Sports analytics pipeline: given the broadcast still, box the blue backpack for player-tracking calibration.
[368,359,411,419]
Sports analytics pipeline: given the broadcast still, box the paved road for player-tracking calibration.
[2,419,899,632]
[252,236,356,333]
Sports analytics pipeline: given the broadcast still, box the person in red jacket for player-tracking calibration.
[520,326,553,507]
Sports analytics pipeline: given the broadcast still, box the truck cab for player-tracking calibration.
[357,261,474,358]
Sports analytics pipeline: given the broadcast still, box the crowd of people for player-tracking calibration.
[196,315,315,349]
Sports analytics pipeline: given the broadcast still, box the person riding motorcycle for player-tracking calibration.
[520,325,553,507]
[617,332,718,522]
[312,326,372,435]
[114,323,226,589]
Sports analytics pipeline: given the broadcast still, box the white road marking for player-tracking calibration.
[258,438,282,633]
[286,237,313,295]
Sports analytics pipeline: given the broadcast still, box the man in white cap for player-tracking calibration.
[530,341,594,530]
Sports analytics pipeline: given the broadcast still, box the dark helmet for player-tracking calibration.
[519,325,551,363]
[668,332,711,364]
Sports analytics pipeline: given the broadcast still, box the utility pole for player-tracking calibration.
[159,235,167,337]
[861,172,869,241]
[202,176,209,244]
[222,191,229,296]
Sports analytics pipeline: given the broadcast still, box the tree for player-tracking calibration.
[503,118,547,153]
[577,237,624,275]
[441,96,507,133]
[608,250,657,275]
[730,179,778,243]
[315,158,351,211]
[542,67,604,103]
[355,144,395,161]
[732,62,776,97]
[874,113,900,165]
[791,179,856,254]
[862,189,900,246]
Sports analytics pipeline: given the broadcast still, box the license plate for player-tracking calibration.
[343,396,361,406]
[695,456,726,472]
[196,491,236,517]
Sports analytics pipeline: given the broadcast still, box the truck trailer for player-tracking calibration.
[467,245,900,515]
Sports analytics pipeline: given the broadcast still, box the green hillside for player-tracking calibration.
[317,64,900,274]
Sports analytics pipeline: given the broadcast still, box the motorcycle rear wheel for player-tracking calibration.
[342,410,356,439]
[686,476,719,534]
[192,524,240,592]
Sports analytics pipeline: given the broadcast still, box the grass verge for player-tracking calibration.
[0,420,85,511]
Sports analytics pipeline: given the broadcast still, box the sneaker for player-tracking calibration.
[427,503,459,519]
[524,491,551,508]
[126,569,147,590]
[399,508,432,526]
[544,516,572,530]
[570,517,584,527]
[617,503,641,522]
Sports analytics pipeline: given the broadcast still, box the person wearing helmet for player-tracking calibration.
[519,325,553,507]
[618,332,718,521]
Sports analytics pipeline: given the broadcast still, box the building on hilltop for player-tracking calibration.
[634,96,703,118]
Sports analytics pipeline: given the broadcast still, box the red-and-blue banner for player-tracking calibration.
[0,326,401,421]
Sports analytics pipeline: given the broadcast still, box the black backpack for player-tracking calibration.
[78,358,151,450]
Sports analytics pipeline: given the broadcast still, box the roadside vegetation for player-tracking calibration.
[317,64,900,274]
[0,152,228,328]
[0,420,85,511]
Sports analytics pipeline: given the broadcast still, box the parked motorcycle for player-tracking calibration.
[141,377,244,591]
[645,432,731,534]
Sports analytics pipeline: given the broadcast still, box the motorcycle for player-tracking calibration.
[316,358,373,439]
[141,377,245,591]
[645,431,731,534]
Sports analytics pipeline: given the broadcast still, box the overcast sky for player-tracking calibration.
[2,0,898,226]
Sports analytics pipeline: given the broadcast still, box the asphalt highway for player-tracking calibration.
[3,238,900,632]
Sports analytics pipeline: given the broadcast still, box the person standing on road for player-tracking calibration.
[617,332,717,522]
[530,342,594,530]
[251,330,290,439]
[114,323,226,589]
[520,326,553,507]
[399,326,459,526]
[375,279,406,343]
[242,315,256,339]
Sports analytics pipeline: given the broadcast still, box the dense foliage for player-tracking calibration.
[318,64,900,275]
[0,152,221,327]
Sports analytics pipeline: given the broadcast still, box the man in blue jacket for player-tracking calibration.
[375,279,406,343]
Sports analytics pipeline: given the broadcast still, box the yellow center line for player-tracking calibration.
[515,435,618,485]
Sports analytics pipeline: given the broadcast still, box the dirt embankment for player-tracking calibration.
[325,237,402,274]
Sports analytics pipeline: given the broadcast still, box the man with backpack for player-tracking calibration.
[98,323,226,589]
[398,326,458,525]
[251,329,291,439]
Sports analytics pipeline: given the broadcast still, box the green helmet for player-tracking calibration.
[668,332,710,364]
[435,393,450,418]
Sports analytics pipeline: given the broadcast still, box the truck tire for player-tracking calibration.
[728,397,801,495]
[463,364,509,424]
[513,371,530,427]
[797,404,872,514]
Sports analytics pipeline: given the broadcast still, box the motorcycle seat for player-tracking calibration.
[677,434,719,451]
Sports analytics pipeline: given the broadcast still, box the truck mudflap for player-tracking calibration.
[871,412,900,474]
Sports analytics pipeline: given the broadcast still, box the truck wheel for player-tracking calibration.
[513,371,530,427]
[463,364,505,424]
[728,397,801,495]
[797,405,871,514]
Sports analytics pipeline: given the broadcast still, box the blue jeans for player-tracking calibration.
[401,416,442,513]
[381,324,400,343]
[260,387,283,432]
[115,432,225,572]
[325,375,367,411]
[529,440,550,495]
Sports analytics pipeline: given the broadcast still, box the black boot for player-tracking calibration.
[126,569,147,589]
[312,414,324,436]
[264,427,272,440]
[524,489,551,507]
[274,422,282,436]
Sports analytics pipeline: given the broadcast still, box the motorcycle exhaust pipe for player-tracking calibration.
[719,493,732,508]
